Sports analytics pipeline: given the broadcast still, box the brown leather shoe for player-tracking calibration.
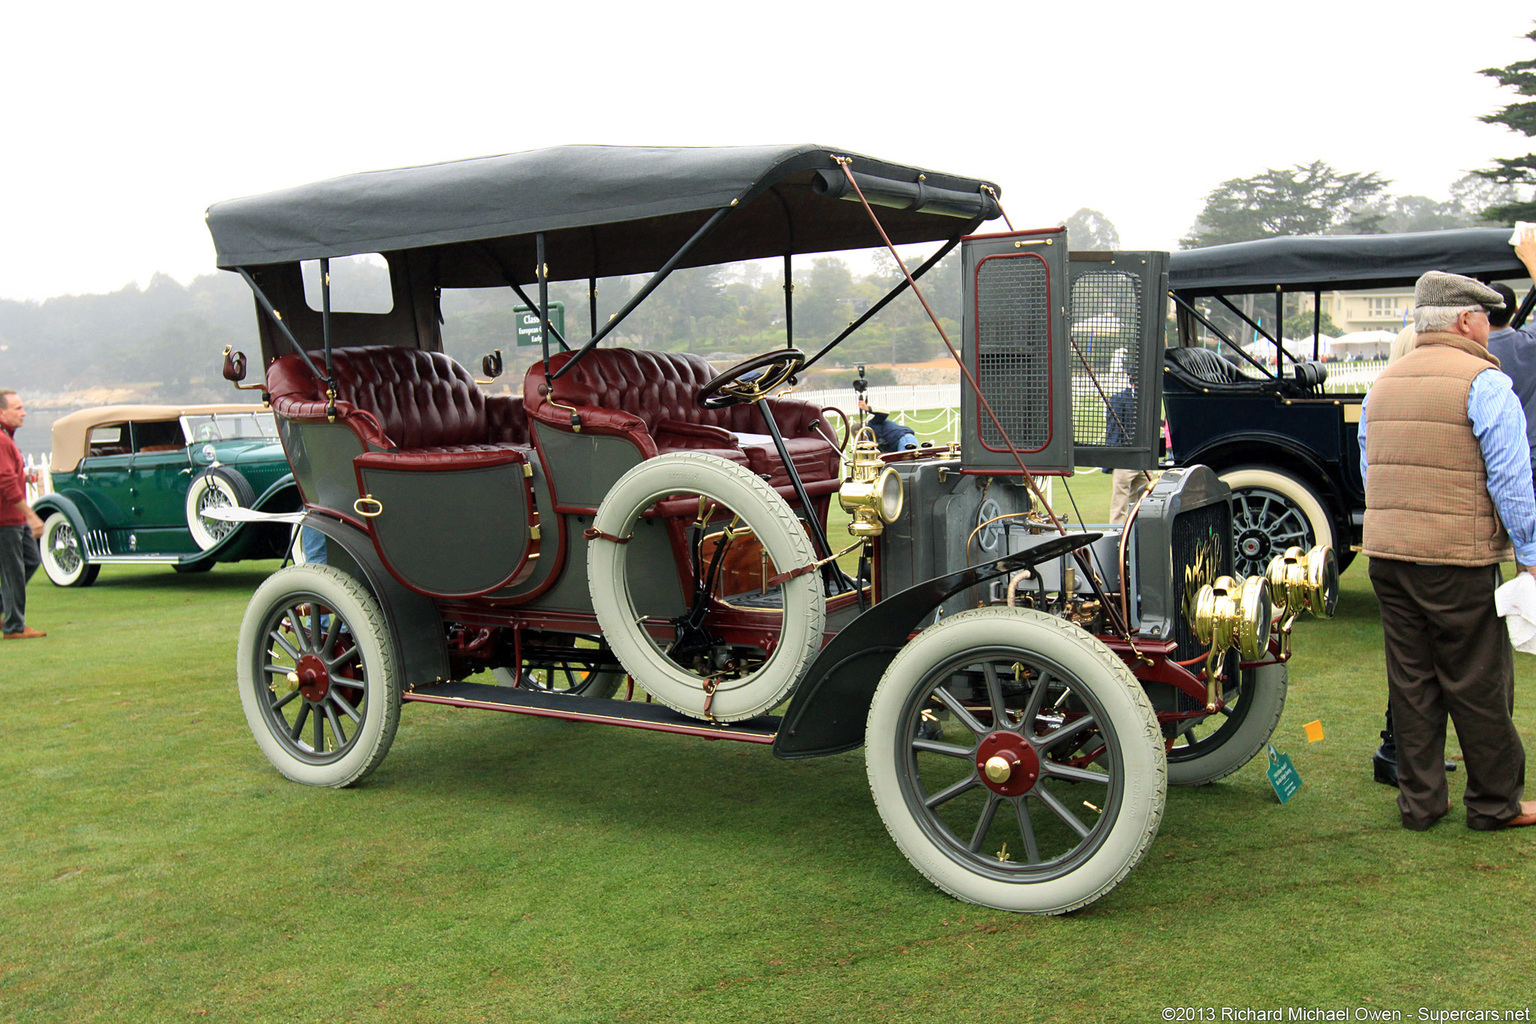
[2,626,46,639]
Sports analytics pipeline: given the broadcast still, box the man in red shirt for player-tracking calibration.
[0,389,46,639]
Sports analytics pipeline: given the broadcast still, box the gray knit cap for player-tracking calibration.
[1414,270,1505,310]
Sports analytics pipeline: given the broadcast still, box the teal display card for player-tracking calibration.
[1266,744,1301,804]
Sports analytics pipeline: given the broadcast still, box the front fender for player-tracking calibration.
[772,532,1095,760]
[301,513,450,688]
[31,492,98,538]
[252,474,301,512]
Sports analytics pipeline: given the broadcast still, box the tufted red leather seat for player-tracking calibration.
[267,345,530,455]
[523,348,839,486]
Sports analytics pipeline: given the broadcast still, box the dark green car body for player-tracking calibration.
[32,404,302,585]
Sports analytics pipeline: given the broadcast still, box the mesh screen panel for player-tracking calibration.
[975,256,1050,450]
[1070,269,1143,448]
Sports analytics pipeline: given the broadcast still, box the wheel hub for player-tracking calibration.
[1238,529,1269,559]
[290,654,332,701]
[976,732,1040,796]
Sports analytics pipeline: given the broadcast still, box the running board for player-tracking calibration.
[402,681,780,744]
[85,555,184,565]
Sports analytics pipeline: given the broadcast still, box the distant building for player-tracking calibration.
[1319,287,1415,333]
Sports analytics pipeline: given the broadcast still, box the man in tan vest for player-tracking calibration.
[1360,271,1536,831]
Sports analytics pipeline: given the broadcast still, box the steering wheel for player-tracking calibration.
[698,349,806,409]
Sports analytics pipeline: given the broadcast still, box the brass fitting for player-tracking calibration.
[838,429,903,537]
[1191,573,1273,708]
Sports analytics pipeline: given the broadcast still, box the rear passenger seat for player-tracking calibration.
[266,345,531,464]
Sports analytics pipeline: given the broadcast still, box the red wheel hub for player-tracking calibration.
[976,732,1040,796]
[294,654,331,701]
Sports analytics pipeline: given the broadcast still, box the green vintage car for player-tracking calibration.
[33,404,302,586]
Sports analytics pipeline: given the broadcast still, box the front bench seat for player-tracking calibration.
[523,348,840,489]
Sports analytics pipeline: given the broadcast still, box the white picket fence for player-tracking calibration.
[23,454,52,504]
[1318,359,1386,394]
[797,385,962,438]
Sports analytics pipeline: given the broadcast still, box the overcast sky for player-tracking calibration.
[1,2,1532,302]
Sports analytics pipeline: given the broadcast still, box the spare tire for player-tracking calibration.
[587,452,825,723]
[186,467,255,550]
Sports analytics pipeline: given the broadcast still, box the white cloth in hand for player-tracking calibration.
[1494,572,1536,653]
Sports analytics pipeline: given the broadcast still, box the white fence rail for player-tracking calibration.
[1317,359,1385,394]
[797,385,962,438]
[23,454,51,504]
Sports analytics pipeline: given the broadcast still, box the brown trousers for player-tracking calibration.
[1368,558,1525,828]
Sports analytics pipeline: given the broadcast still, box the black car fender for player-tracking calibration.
[31,492,99,539]
[772,532,1096,760]
[1179,434,1342,506]
[251,473,302,513]
[298,513,451,688]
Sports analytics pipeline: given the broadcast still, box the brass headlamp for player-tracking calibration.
[838,429,904,537]
[1190,573,1273,709]
[1265,544,1339,654]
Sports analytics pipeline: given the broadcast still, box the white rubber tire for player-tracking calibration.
[1166,662,1287,786]
[40,512,99,587]
[186,467,255,550]
[237,564,400,788]
[1219,466,1334,577]
[588,451,825,722]
[866,607,1165,915]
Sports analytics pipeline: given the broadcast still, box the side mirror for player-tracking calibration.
[478,349,504,385]
[222,346,264,391]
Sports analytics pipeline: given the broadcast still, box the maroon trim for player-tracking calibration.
[400,690,778,744]
[352,450,539,600]
[354,445,526,472]
[1102,636,1209,705]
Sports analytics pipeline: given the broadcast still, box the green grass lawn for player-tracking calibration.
[5,508,1536,1021]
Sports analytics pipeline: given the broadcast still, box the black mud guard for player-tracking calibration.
[772,531,1098,760]
[301,513,451,688]
[31,492,96,537]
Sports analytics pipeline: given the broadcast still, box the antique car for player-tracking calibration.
[206,144,1334,914]
[1165,228,1533,577]
[32,404,302,585]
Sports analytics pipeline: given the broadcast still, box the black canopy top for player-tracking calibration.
[205,144,1002,285]
[1168,228,1527,295]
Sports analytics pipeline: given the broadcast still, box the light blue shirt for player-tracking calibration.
[1487,323,1536,461]
[1360,363,1536,565]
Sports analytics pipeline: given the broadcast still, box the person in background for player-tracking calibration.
[856,397,916,453]
[1105,383,1149,525]
[1359,271,1536,831]
[0,389,46,640]
[1486,264,1536,490]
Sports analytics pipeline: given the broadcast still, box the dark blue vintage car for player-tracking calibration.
[32,404,302,585]
[1165,228,1534,577]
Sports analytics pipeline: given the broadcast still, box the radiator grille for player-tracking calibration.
[974,256,1050,450]
[1071,269,1144,448]
[1169,498,1232,662]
